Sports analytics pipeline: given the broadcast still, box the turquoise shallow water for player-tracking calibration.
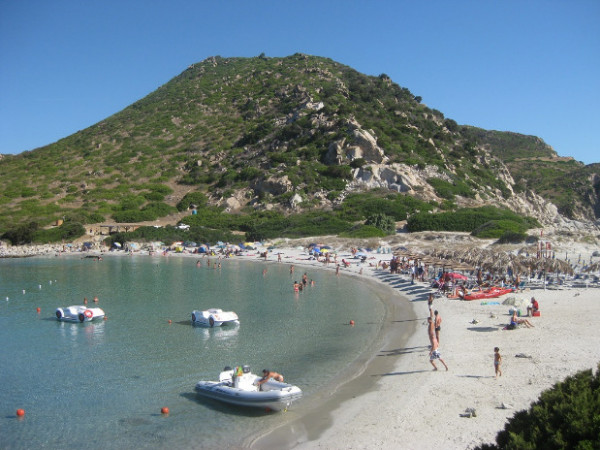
[0,254,388,449]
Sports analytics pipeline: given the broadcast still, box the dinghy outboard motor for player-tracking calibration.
[242,365,251,373]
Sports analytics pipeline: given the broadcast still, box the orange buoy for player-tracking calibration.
[36,307,41,313]
[349,320,355,326]
[16,409,25,417]
[161,407,169,415]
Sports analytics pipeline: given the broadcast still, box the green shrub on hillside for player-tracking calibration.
[407,206,538,234]
[477,365,600,450]
[427,177,474,200]
[337,191,433,221]
[340,224,386,238]
[365,213,396,234]
[181,206,247,230]
[107,225,238,246]
[1,222,39,245]
[471,219,528,239]
[176,192,209,211]
[33,222,86,243]
[496,231,528,244]
[244,212,351,241]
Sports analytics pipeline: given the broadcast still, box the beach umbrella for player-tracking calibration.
[583,262,600,272]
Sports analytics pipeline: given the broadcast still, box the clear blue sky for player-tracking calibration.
[1,0,598,164]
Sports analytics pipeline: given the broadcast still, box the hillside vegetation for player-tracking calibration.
[0,54,598,243]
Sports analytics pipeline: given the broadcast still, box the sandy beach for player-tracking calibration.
[244,238,600,450]
[3,233,600,449]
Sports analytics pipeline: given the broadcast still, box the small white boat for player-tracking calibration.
[191,308,239,327]
[55,305,105,323]
[195,365,302,411]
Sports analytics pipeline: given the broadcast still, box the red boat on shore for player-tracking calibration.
[459,287,513,301]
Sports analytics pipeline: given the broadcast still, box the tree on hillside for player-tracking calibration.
[365,213,396,234]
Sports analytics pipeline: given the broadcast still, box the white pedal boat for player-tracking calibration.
[55,305,105,322]
[191,308,239,327]
[195,365,302,411]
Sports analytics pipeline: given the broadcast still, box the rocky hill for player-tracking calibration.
[0,53,598,235]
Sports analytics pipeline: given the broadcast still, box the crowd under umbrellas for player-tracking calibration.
[390,244,599,290]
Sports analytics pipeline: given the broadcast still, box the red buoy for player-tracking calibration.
[161,407,169,415]
[349,320,355,326]
[16,409,25,417]
[36,307,41,313]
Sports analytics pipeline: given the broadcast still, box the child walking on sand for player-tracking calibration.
[494,347,502,378]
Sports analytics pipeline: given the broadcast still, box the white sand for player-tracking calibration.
[246,244,600,450]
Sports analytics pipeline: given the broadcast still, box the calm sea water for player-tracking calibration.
[0,254,387,449]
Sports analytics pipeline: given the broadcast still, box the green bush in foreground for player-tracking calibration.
[477,364,600,450]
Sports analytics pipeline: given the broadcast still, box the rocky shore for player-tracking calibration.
[0,243,81,258]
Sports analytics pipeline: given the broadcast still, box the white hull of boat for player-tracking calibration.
[56,305,105,322]
[191,309,239,327]
[195,367,302,411]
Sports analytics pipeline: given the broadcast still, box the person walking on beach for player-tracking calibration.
[434,310,442,343]
[427,317,436,347]
[494,347,502,378]
[429,339,448,371]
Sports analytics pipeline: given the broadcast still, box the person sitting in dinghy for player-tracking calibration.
[256,369,284,388]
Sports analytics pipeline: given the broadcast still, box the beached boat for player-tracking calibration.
[191,308,239,327]
[55,305,105,322]
[459,287,513,301]
[195,365,302,411]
